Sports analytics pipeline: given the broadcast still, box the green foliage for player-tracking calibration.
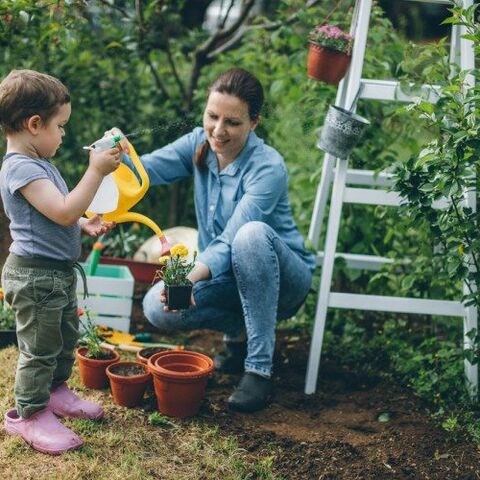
[101,224,148,259]
[148,411,174,427]
[78,309,110,359]
[392,5,480,349]
[0,293,15,330]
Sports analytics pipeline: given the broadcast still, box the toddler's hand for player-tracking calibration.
[89,147,121,176]
[81,215,116,237]
[104,127,130,154]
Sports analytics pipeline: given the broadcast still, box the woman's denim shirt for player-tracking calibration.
[125,127,316,278]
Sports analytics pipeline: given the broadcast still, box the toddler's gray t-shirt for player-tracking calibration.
[0,152,81,261]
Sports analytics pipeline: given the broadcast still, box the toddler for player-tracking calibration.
[0,69,120,455]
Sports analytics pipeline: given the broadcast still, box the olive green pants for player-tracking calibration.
[1,254,79,418]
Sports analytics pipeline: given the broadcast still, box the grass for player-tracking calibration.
[0,346,279,480]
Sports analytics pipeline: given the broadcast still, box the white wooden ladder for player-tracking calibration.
[305,0,477,395]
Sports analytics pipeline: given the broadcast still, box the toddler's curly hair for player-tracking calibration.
[0,69,70,134]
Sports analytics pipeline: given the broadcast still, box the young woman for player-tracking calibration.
[110,68,315,412]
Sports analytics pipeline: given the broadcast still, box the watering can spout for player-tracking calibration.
[86,141,171,256]
[113,212,171,256]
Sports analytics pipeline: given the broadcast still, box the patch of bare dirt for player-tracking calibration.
[132,285,480,480]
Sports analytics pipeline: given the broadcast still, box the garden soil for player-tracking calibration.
[131,291,480,480]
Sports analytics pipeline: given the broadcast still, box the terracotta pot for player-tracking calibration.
[307,42,351,85]
[165,284,192,310]
[76,346,120,389]
[147,350,214,418]
[106,361,151,407]
[136,346,172,365]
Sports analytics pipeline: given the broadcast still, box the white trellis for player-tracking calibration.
[305,0,477,396]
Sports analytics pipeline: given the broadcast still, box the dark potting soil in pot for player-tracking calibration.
[109,364,145,377]
[140,347,169,359]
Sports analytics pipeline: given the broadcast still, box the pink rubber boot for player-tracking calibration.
[48,383,104,420]
[4,408,83,455]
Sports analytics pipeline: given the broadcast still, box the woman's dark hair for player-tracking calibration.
[209,68,264,121]
[194,68,264,170]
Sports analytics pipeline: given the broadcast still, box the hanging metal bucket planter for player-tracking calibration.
[318,105,370,159]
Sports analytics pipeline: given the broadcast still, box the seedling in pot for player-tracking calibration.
[78,308,115,360]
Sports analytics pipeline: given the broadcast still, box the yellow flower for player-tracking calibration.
[158,256,170,265]
[170,243,189,258]
[0,287,3,301]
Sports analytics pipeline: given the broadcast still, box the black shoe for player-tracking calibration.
[228,372,272,412]
[214,341,247,374]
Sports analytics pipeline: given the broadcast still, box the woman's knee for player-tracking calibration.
[142,282,177,331]
[232,221,271,255]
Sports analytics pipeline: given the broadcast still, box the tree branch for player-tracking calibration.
[220,0,235,29]
[207,0,323,59]
[135,0,169,100]
[185,0,255,110]
[165,40,186,99]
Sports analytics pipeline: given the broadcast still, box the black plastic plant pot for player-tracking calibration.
[0,329,17,349]
[165,284,192,310]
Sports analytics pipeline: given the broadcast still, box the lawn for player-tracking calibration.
[1,325,480,480]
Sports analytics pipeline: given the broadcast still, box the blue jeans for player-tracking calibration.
[143,221,312,377]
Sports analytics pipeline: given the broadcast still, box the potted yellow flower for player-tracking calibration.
[158,243,197,310]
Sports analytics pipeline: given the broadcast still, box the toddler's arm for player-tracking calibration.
[20,148,120,226]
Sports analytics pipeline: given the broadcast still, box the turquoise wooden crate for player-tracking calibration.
[76,263,134,333]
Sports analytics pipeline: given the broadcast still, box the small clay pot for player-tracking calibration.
[136,346,171,365]
[147,350,214,418]
[76,346,120,389]
[307,42,351,85]
[106,361,151,407]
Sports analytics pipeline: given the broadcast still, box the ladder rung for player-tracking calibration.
[316,252,393,270]
[360,79,441,103]
[344,187,403,206]
[343,187,450,209]
[406,0,452,4]
[329,293,465,317]
[343,169,394,187]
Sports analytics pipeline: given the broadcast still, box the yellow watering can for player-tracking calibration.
[85,137,171,256]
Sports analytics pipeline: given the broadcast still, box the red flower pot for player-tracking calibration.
[106,361,151,407]
[147,350,214,418]
[307,42,351,85]
[76,346,120,389]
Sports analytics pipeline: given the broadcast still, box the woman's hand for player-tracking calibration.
[160,261,210,312]
[160,288,196,312]
[104,127,130,154]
